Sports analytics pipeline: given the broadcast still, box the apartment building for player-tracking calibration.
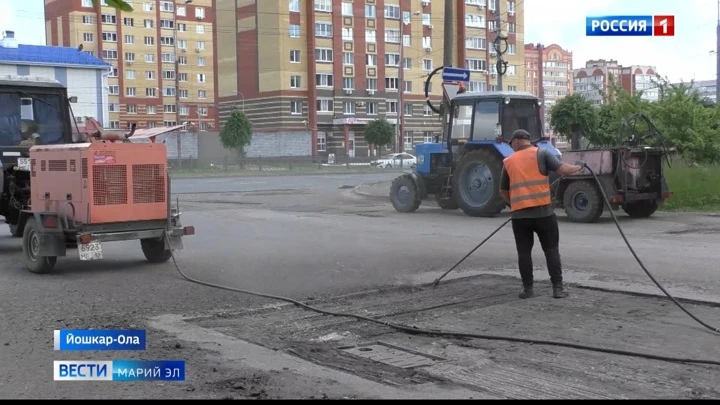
[620,65,659,102]
[216,0,524,158]
[671,79,716,104]
[524,43,572,135]
[574,59,659,105]
[44,0,217,132]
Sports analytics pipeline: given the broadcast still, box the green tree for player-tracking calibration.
[364,118,394,155]
[95,0,133,11]
[548,93,599,149]
[219,110,253,163]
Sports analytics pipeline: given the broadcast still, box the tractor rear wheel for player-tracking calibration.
[563,180,604,223]
[390,174,421,213]
[141,237,172,263]
[435,193,458,210]
[622,200,658,218]
[452,149,506,217]
[22,217,57,274]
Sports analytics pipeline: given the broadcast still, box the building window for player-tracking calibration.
[108,103,119,112]
[342,27,353,41]
[366,5,376,18]
[343,77,354,90]
[341,2,353,16]
[366,78,377,91]
[147,105,156,114]
[198,90,206,99]
[315,48,333,62]
[315,22,332,37]
[197,57,206,66]
[164,87,175,96]
[343,102,355,115]
[101,14,116,24]
[403,81,412,93]
[466,36,486,50]
[314,0,331,12]
[83,16,94,24]
[465,14,485,28]
[179,106,189,116]
[102,32,117,42]
[366,54,377,66]
[343,52,354,65]
[367,102,377,115]
[144,36,154,45]
[176,5,186,16]
[124,35,134,44]
[144,54,155,63]
[385,77,399,91]
[290,50,301,63]
[125,87,136,97]
[83,33,94,42]
[404,132,413,150]
[160,1,174,12]
[196,24,205,34]
[386,101,398,113]
[127,105,137,114]
[384,5,400,19]
[423,131,434,143]
[466,59,487,71]
[124,18,134,27]
[289,25,300,37]
[289,0,300,12]
[146,88,156,97]
[290,100,302,114]
[179,89,189,98]
[144,19,154,28]
[109,121,120,129]
[506,66,516,76]
[385,53,400,66]
[507,44,516,54]
[126,70,136,80]
[316,74,333,87]
[290,75,301,88]
[102,50,117,59]
[317,132,327,152]
[124,52,135,62]
[404,103,413,116]
[384,29,400,43]
[317,99,333,113]
[164,104,176,113]
[365,30,376,43]
[143,2,153,11]
[508,85,517,91]
[82,0,93,7]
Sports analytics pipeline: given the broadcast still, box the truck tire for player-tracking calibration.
[22,217,57,274]
[435,193,458,210]
[141,237,173,263]
[453,149,506,217]
[622,200,658,218]
[390,174,421,213]
[563,180,604,223]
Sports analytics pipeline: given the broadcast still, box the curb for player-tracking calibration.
[352,181,391,199]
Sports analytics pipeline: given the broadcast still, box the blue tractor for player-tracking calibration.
[389,69,563,217]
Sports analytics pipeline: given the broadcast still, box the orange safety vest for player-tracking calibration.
[503,146,552,211]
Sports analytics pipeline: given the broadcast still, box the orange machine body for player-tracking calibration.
[29,142,169,225]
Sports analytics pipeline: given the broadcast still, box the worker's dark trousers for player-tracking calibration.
[511,214,563,286]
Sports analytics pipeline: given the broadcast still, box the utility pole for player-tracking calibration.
[175,56,182,168]
[443,0,453,67]
[716,0,719,103]
[398,19,405,153]
[494,0,506,91]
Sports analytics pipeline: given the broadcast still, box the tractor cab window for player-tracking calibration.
[0,92,66,146]
[500,99,542,142]
[472,100,500,141]
[450,104,473,142]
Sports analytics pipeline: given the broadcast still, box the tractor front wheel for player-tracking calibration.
[22,217,57,274]
[453,149,506,217]
[622,200,659,218]
[563,180,604,223]
[390,174,421,213]
[141,237,172,263]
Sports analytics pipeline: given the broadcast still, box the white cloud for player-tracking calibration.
[524,0,718,83]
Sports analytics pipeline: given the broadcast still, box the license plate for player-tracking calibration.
[78,241,103,261]
[17,158,30,171]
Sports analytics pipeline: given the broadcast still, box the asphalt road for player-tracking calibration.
[170,172,400,194]
[1,172,719,399]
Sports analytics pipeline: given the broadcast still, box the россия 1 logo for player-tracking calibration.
[586,16,675,36]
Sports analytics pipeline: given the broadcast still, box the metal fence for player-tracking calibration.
[167,155,408,173]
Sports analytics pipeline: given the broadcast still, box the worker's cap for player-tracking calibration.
[510,129,531,140]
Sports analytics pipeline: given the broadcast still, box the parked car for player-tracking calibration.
[372,153,417,169]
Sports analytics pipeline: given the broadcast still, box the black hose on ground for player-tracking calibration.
[165,171,720,367]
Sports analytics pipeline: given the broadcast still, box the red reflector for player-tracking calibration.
[79,234,92,244]
[610,195,624,204]
[183,226,195,236]
[42,215,57,228]
[662,192,673,199]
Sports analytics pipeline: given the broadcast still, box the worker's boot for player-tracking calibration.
[519,285,534,299]
[553,283,569,299]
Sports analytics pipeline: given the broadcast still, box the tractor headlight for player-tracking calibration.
[417,155,424,164]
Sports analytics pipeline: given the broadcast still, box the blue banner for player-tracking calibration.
[586,16,653,36]
[53,360,185,381]
[54,329,146,351]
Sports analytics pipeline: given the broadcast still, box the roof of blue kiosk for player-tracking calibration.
[0,44,111,69]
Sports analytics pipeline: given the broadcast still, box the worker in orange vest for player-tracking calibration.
[500,129,585,299]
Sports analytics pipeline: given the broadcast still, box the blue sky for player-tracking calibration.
[0,0,716,83]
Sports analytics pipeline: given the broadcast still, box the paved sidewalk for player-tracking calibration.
[172,274,720,399]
